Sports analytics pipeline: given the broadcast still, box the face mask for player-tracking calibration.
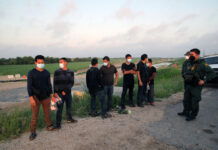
[189,55,195,61]
[103,62,108,66]
[59,63,64,69]
[127,59,132,63]
[37,63,45,69]
[185,56,189,60]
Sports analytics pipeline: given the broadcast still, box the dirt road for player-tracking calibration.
[0,86,217,150]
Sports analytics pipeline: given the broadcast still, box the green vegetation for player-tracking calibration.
[0,94,121,141]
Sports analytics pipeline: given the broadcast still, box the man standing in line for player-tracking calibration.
[86,58,111,118]
[178,48,216,121]
[100,56,119,112]
[27,55,55,141]
[120,54,136,109]
[53,57,77,129]
[136,54,149,107]
[147,58,156,106]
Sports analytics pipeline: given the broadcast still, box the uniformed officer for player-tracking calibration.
[178,48,216,121]
[178,52,191,117]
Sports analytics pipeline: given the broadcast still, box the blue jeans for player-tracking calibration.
[104,85,113,111]
[56,93,72,126]
[137,81,147,105]
[90,90,106,115]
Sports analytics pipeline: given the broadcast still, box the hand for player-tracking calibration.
[62,91,66,96]
[139,81,143,86]
[198,80,204,86]
[29,96,36,106]
[114,82,117,86]
[54,93,58,98]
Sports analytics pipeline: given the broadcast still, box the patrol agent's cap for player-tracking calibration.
[184,51,190,56]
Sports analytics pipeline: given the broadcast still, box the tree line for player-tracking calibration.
[0,56,92,65]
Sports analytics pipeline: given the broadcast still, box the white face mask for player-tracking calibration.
[59,63,64,69]
[103,62,108,66]
[127,59,132,63]
[185,56,189,60]
[37,63,45,69]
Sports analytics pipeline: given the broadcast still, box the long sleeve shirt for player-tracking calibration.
[27,68,52,100]
[53,69,74,94]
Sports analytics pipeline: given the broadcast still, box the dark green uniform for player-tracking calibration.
[183,58,216,118]
[181,60,190,114]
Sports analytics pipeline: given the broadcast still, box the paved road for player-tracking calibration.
[146,86,218,150]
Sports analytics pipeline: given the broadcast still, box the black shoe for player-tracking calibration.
[178,111,189,117]
[29,132,37,141]
[186,116,196,121]
[129,103,135,107]
[137,104,144,107]
[121,105,126,110]
[54,124,61,130]
[67,118,78,123]
[101,113,112,119]
[90,112,100,117]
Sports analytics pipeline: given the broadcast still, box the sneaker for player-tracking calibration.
[67,118,78,123]
[47,124,55,131]
[101,113,112,119]
[53,124,61,130]
[150,102,155,106]
[177,112,189,117]
[29,132,37,141]
[129,103,135,107]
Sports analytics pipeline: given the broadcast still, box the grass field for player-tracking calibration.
[0,58,172,76]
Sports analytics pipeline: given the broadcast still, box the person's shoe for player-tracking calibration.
[47,124,55,131]
[137,104,144,107]
[29,132,37,141]
[101,113,112,119]
[150,102,155,106]
[53,124,61,130]
[121,105,126,110]
[90,112,100,117]
[129,103,135,107]
[186,116,196,121]
[67,118,78,123]
[178,111,189,117]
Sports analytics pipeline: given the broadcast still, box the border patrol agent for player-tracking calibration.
[178,48,216,121]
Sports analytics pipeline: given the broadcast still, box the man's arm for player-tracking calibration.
[47,72,54,98]
[114,66,119,86]
[27,71,36,106]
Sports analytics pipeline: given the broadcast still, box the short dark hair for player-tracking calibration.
[103,56,110,61]
[91,58,98,66]
[141,54,148,61]
[60,57,67,62]
[190,48,200,55]
[125,54,131,59]
[35,55,45,62]
[148,58,152,63]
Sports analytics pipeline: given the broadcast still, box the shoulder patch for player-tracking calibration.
[205,63,209,67]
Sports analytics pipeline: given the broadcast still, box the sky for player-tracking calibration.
[0,0,218,58]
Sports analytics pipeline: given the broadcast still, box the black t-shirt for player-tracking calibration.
[122,62,136,86]
[100,65,118,86]
[136,61,149,82]
[148,66,156,85]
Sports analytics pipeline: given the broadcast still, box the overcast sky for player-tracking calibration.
[0,0,218,58]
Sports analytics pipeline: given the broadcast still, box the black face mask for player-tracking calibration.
[189,55,195,61]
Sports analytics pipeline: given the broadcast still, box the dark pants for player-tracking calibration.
[104,85,113,111]
[56,93,73,126]
[121,84,134,108]
[183,85,203,117]
[90,90,106,115]
[147,84,154,103]
[137,81,147,105]
[31,96,52,133]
